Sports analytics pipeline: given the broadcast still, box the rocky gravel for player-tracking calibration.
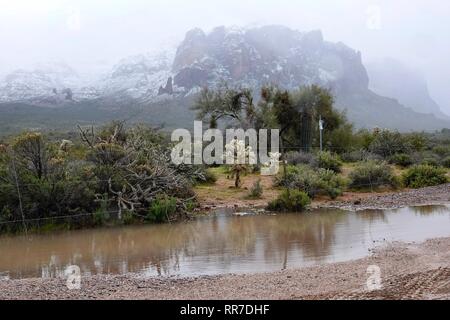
[315,183,450,211]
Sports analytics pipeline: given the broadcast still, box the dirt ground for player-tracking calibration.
[195,168,450,211]
[195,170,281,209]
[1,237,449,300]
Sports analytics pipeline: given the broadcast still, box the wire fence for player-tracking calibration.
[0,179,405,226]
[0,211,117,226]
[0,147,410,227]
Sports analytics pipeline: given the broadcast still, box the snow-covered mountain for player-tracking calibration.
[0,26,371,107]
[0,63,100,106]
[170,26,368,94]
[0,25,449,131]
[99,51,178,104]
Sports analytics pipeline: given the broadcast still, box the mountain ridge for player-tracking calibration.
[0,25,449,132]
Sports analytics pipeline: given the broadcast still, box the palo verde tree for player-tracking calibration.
[192,84,257,129]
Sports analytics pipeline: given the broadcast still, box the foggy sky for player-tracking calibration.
[0,0,449,114]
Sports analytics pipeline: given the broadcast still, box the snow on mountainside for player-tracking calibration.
[0,26,370,107]
[99,51,177,104]
[170,25,369,95]
[0,62,100,106]
[0,25,449,131]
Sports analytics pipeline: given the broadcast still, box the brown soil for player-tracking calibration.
[195,169,450,212]
[195,172,281,209]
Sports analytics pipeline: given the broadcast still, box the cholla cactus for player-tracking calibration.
[224,139,256,188]
[59,139,74,152]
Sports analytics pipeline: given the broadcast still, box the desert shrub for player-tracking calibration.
[369,130,411,158]
[421,157,440,167]
[326,123,357,153]
[402,165,448,188]
[354,129,376,149]
[285,151,317,167]
[122,210,136,225]
[0,122,279,232]
[441,156,450,168]
[432,146,450,157]
[404,132,427,152]
[93,194,111,226]
[341,149,382,163]
[275,165,345,199]
[184,199,197,212]
[349,160,397,190]
[389,153,413,167]
[267,189,310,212]
[316,169,346,199]
[174,164,216,185]
[148,195,178,223]
[316,151,342,173]
[247,179,263,199]
[203,168,218,184]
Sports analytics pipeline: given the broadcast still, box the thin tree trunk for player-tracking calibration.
[11,151,27,234]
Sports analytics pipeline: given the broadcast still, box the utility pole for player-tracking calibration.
[319,116,324,152]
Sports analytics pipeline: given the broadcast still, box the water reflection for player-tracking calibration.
[410,205,450,216]
[0,205,449,279]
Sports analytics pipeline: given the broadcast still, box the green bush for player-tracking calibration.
[93,195,110,226]
[247,179,263,199]
[442,156,450,168]
[402,165,448,188]
[316,151,342,173]
[421,157,440,167]
[349,160,397,190]
[341,150,382,163]
[148,195,178,223]
[203,169,218,184]
[369,129,411,158]
[268,189,310,212]
[316,169,346,199]
[389,153,413,167]
[275,165,345,199]
[285,151,317,167]
[432,146,450,157]
[122,210,136,225]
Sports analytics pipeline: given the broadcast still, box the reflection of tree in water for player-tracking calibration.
[410,205,449,216]
[257,211,347,269]
[8,205,447,279]
[357,210,387,223]
[0,211,350,278]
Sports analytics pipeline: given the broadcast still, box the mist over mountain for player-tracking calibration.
[366,58,449,120]
[0,25,449,133]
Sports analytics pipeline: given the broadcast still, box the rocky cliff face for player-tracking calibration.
[171,26,369,94]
